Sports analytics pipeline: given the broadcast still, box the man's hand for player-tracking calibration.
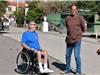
[30,48,37,53]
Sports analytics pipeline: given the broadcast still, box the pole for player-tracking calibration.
[24,15,26,28]
[24,4,29,28]
[16,0,18,11]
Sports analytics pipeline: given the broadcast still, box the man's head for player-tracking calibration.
[70,4,78,16]
[28,21,36,31]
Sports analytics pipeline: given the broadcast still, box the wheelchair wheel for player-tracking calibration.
[16,51,32,74]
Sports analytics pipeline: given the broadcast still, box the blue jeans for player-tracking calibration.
[66,41,81,73]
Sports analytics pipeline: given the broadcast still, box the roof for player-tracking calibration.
[7,0,25,7]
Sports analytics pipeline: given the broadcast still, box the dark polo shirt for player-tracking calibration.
[65,14,85,44]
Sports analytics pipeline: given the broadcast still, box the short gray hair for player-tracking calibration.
[28,21,36,29]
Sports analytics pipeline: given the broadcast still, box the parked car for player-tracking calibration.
[3,18,10,31]
[0,19,4,30]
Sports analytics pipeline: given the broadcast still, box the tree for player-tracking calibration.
[13,8,25,27]
[39,1,68,14]
[0,1,8,17]
[76,1,100,15]
[27,1,43,23]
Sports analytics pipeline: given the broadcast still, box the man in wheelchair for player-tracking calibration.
[21,21,54,73]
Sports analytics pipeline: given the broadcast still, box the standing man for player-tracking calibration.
[64,4,87,75]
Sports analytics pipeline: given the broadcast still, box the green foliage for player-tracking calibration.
[14,8,24,25]
[39,1,68,14]
[27,1,43,23]
[13,1,100,25]
[76,1,100,15]
[0,1,8,17]
[13,1,43,25]
[27,8,42,23]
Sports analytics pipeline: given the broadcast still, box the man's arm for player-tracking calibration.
[80,16,87,32]
[21,43,31,50]
[21,43,36,51]
[21,32,33,50]
[65,16,69,27]
[84,20,87,32]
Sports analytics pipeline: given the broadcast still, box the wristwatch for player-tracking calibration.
[30,48,34,50]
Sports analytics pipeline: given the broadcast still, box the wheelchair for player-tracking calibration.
[15,48,49,74]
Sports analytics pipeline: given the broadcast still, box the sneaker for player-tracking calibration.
[60,70,71,74]
[75,73,81,75]
[75,72,85,75]
[44,68,54,73]
[39,68,45,73]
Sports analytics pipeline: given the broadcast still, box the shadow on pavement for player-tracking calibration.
[0,31,9,34]
[52,62,66,71]
[52,62,76,74]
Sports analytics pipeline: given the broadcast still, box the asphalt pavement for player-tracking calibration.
[0,31,66,75]
[3,26,100,75]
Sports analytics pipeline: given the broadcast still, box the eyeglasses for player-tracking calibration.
[71,9,77,10]
[30,24,36,25]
